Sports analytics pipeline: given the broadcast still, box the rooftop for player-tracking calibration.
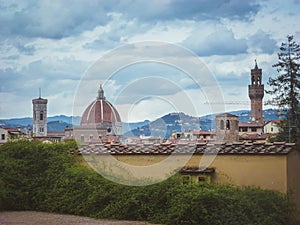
[239,122,264,127]
[265,120,281,125]
[78,142,295,156]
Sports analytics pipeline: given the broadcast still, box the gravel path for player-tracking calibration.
[0,211,158,225]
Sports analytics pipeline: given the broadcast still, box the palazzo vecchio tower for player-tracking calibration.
[248,60,264,124]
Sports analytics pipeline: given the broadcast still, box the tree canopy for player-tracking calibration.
[266,35,300,145]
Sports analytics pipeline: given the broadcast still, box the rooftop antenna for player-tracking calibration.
[39,88,41,98]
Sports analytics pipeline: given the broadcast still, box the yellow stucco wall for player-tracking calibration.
[101,154,288,192]
[84,150,299,216]
[287,150,300,216]
[192,155,287,192]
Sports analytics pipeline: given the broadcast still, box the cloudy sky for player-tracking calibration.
[0,0,299,122]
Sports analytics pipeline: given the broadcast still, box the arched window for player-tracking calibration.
[226,120,230,129]
[220,120,224,130]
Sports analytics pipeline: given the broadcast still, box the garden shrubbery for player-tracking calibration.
[0,141,295,225]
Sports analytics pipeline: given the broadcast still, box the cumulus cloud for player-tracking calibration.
[82,13,145,51]
[117,0,260,22]
[0,91,32,118]
[0,0,112,39]
[0,0,260,41]
[1,0,300,120]
[2,77,77,117]
[181,26,248,56]
[0,56,89,117]
[247,30,277,54]
[10,38,36,55]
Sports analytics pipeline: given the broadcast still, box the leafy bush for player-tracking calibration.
[0,141,295,224]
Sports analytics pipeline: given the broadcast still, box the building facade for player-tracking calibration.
[170,131,215,143]
[264,120,280,134]
[0,128,8,144]
[215,113,239,143]
[32,94,48,137]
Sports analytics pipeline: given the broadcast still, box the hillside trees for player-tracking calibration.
[266,35,300,145]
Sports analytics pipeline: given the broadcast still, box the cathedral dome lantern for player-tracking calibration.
[97,84,105,100]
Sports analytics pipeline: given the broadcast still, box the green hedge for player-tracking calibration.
[0,141,296,225]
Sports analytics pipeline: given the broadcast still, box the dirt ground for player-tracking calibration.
[0,211,158,225]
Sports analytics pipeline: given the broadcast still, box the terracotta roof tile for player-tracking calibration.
[80,99,121,125]
[78,142,295,155]
[239,123,264,127]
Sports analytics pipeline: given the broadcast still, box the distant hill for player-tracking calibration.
[47,121,72,132]
[124,109,280,138]
[124,112,201,138]
[0,115,80,132]
[0,117,33,128]
[122,120,150,134]
[0,109,279,135]
[47,115,81,125]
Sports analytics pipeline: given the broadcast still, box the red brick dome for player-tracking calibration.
[80,85,121,125]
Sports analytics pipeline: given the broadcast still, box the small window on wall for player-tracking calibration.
[198,176,207,182]
[198,175,211,183]
[241,127,247,132]
[39,127,44,132]
[40,113,43,120]
[80,135,84,142]
[220,120,225,130]
[1,134,5,140]
[89,135,93,140]
[226,120,230,129]
[182,176,191,184]
[251,127,257,132]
